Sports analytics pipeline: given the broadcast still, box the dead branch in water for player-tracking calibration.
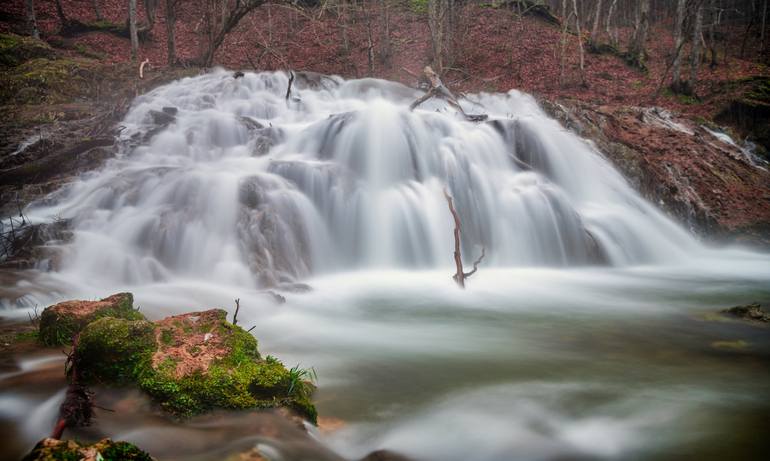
[52,334,93,440]
[285,71,295,101]
[233,298,241,326]
[410,66,488,122]
[443,188,485,288]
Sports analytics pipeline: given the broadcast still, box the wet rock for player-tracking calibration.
[541,99,770,247]
[722,303,769,323]
[38,292,142,346]
[359,449,415,461]
[75,308,317,421]
[21,437,153,461]
[149,109,175,126]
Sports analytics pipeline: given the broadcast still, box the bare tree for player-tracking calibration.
[605,0,618,46]
[590,0,603,40]
[379,0,392,65]
[129,0,139,61]
[689,0,704,92]
[627,0,650,68]
[91,0,103,21]
[671,0,687,89]
[200,0,266,67]
[25,0,39,39]
[571,0,586,85]
[166,0,179,65]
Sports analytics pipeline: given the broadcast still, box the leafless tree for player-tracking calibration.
[200,0,266,67]
[129,0,139,61]
[25,0,39,39]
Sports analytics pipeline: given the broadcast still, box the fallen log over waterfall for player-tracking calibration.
[410,67,488,122]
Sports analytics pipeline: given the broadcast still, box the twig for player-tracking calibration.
[139,58,149,79]
[285,70,295,101]
[233,298,240,326]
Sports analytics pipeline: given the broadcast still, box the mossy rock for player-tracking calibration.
[0,33,54,68]
[21,437,153,461]
[38,292,143,346]
[75,309,318,422]
[0,56,97,105]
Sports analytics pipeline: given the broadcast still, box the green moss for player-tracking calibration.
[0,33,54,67]
[75,310,318,422]
[39,293,144,346]
[21,438,152,461]
[76,317,156,383]
[0,56,97,105]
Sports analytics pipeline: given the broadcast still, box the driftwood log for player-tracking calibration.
[443,188,485,288]
[410,67,488,122]
[52,334,93,440]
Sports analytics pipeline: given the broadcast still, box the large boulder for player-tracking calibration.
[75,309,317,421]
[38,292,142,346]
[22,437,152,461]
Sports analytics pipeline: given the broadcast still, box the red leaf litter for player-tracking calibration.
[0,1,768,119]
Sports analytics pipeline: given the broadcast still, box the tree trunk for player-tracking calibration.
[129,0,139,62]
[605,0,618,46]
[591,0,602,39]
[559,0,568,87]
[689,1,704,90]
[571,0,586,85]
[25,0,39,39]
[671,0,686,88]
[379,0,391,64]
[165,0,176,65]
[91,0,103,21]
[761,0,768,57]
[708,0,718,67]
[628,0,650,68]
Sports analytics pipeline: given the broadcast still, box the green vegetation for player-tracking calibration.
[0,56,98,105]
[21,438,152,461]
[74,309,318,422]
[0,33,53,67]
[38,293,144,346]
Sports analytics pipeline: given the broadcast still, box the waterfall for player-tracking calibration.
[25,69,699,289]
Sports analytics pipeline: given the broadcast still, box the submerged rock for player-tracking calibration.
[38,292,142,346]
[722,303,770,323]
[22,437,153,461]
[75,308,317,421]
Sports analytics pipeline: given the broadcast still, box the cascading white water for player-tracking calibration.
[24,69,699,288]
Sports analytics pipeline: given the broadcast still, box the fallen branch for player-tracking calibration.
[232,298,241,326]
[139,59,149,79]
[410,66,488,122]
[53,334,93,440]
[443,188,485,288]
[285,70,295,101]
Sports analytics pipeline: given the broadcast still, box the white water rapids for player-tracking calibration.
[1,70,769,461]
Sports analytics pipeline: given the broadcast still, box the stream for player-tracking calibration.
[1,70,769,460]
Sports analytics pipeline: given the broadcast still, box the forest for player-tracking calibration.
[1,1,769,461]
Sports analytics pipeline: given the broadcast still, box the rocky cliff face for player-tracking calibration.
[541,99,770,248]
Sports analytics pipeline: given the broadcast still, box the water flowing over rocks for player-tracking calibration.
[5,69,717,294]
[542,99,770,248]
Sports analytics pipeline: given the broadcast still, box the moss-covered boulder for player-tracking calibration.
[38,292,143,346]
[0,33,54,68]
[22,437,153,461]
[75,309,317,422]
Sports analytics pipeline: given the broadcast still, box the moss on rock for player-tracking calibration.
[75,309,318,422]
[38,292,144,346]
[0,56,98,105]
[21,437,153,461]
[0,33,54,68]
